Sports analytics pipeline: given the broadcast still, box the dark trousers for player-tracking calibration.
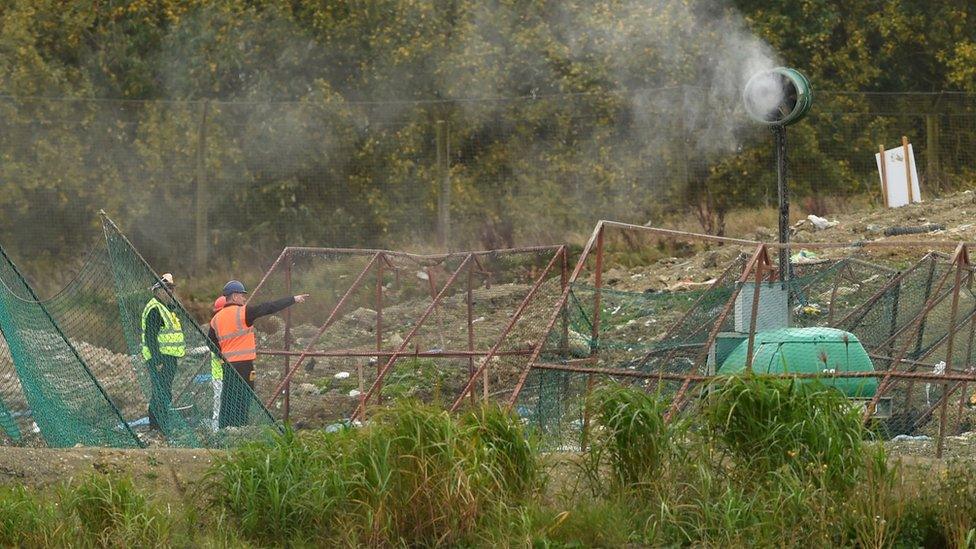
[218,361,255,428]
[147,356,178,430]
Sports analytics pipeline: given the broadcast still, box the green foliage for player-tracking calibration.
[62,474,176,547]
[207,401,542,546]
[703,375,867,488]
[0,486,60,546]
[1,1,976,269]
[585,386,678,491]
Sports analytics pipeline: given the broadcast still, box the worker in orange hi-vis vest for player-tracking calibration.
[208,280,308,428]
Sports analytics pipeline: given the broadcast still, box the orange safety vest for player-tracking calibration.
[210,304,257,362]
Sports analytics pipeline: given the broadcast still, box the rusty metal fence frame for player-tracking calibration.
[248,244,567,422]
[506,220,976,458]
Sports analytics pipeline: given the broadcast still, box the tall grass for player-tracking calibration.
[0,486,60,546]
[207,400,542,546]
[5,377,973,546]
[702,374,867,488]
[582,386,681,494]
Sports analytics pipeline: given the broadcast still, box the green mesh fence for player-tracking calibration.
[514,248,976,452]
[0,215,278,448]
[0,246,141,448]
[101,215,280,447]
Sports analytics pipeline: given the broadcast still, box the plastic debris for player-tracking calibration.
[334,371,351,379]
[891,435,932,442]
[790,249,820,264]
[807,214,838,230]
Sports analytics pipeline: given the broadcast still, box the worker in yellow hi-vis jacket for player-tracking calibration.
[140,273,185,430]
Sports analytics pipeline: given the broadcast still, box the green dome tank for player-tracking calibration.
[718,327,877,397]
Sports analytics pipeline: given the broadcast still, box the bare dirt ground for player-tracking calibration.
[0,446,215,499]
[601,190,976,293]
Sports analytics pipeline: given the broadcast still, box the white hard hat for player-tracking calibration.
[152,273,176,291]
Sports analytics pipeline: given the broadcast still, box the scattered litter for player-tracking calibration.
[334,371,350,379]
[883,223,945,237]
[348,389,361,398]
[610,305,622,315]
[790,249,821,264]
[415,270,429,281]
[127,417,149,433]
[795,303,822,317]
[808,214,838,231]
[926,361,946,406]
[891,435,931,442]
[667,279,716,291]
[472,316,486,323]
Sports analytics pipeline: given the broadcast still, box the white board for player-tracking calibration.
[875,144,921,208]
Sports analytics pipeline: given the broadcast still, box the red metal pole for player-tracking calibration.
[372,255,384,412]
[283,251,292,422]
[560,247,569,358]
[957,294,976,432]
[352,254,475,420]
[665,245,768,421]
[938,245,967,458]
[247,247,290,302]
[530,361,976,383]
[259,349,534,358]
[581,227,605,448]
[507,223,603,408]
[467,261,477,405]
[450,246,564,412]
[745,254,766,372]
[264,253,382,409]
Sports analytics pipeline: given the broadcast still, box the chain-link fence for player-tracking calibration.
[1,90,975,288]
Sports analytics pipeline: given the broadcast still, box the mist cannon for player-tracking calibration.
[742,67,812,282]
[743,67,812,126]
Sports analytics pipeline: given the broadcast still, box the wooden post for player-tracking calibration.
[902,136,915,204]
[926,115,941,190]
[436,120,451,250]
[878,144,889,208]
[194,100,211,272]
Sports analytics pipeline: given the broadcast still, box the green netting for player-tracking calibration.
[513,251,971,449]
[0,246,141,448]
[102,215,280,447]
[0,214,279,449]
